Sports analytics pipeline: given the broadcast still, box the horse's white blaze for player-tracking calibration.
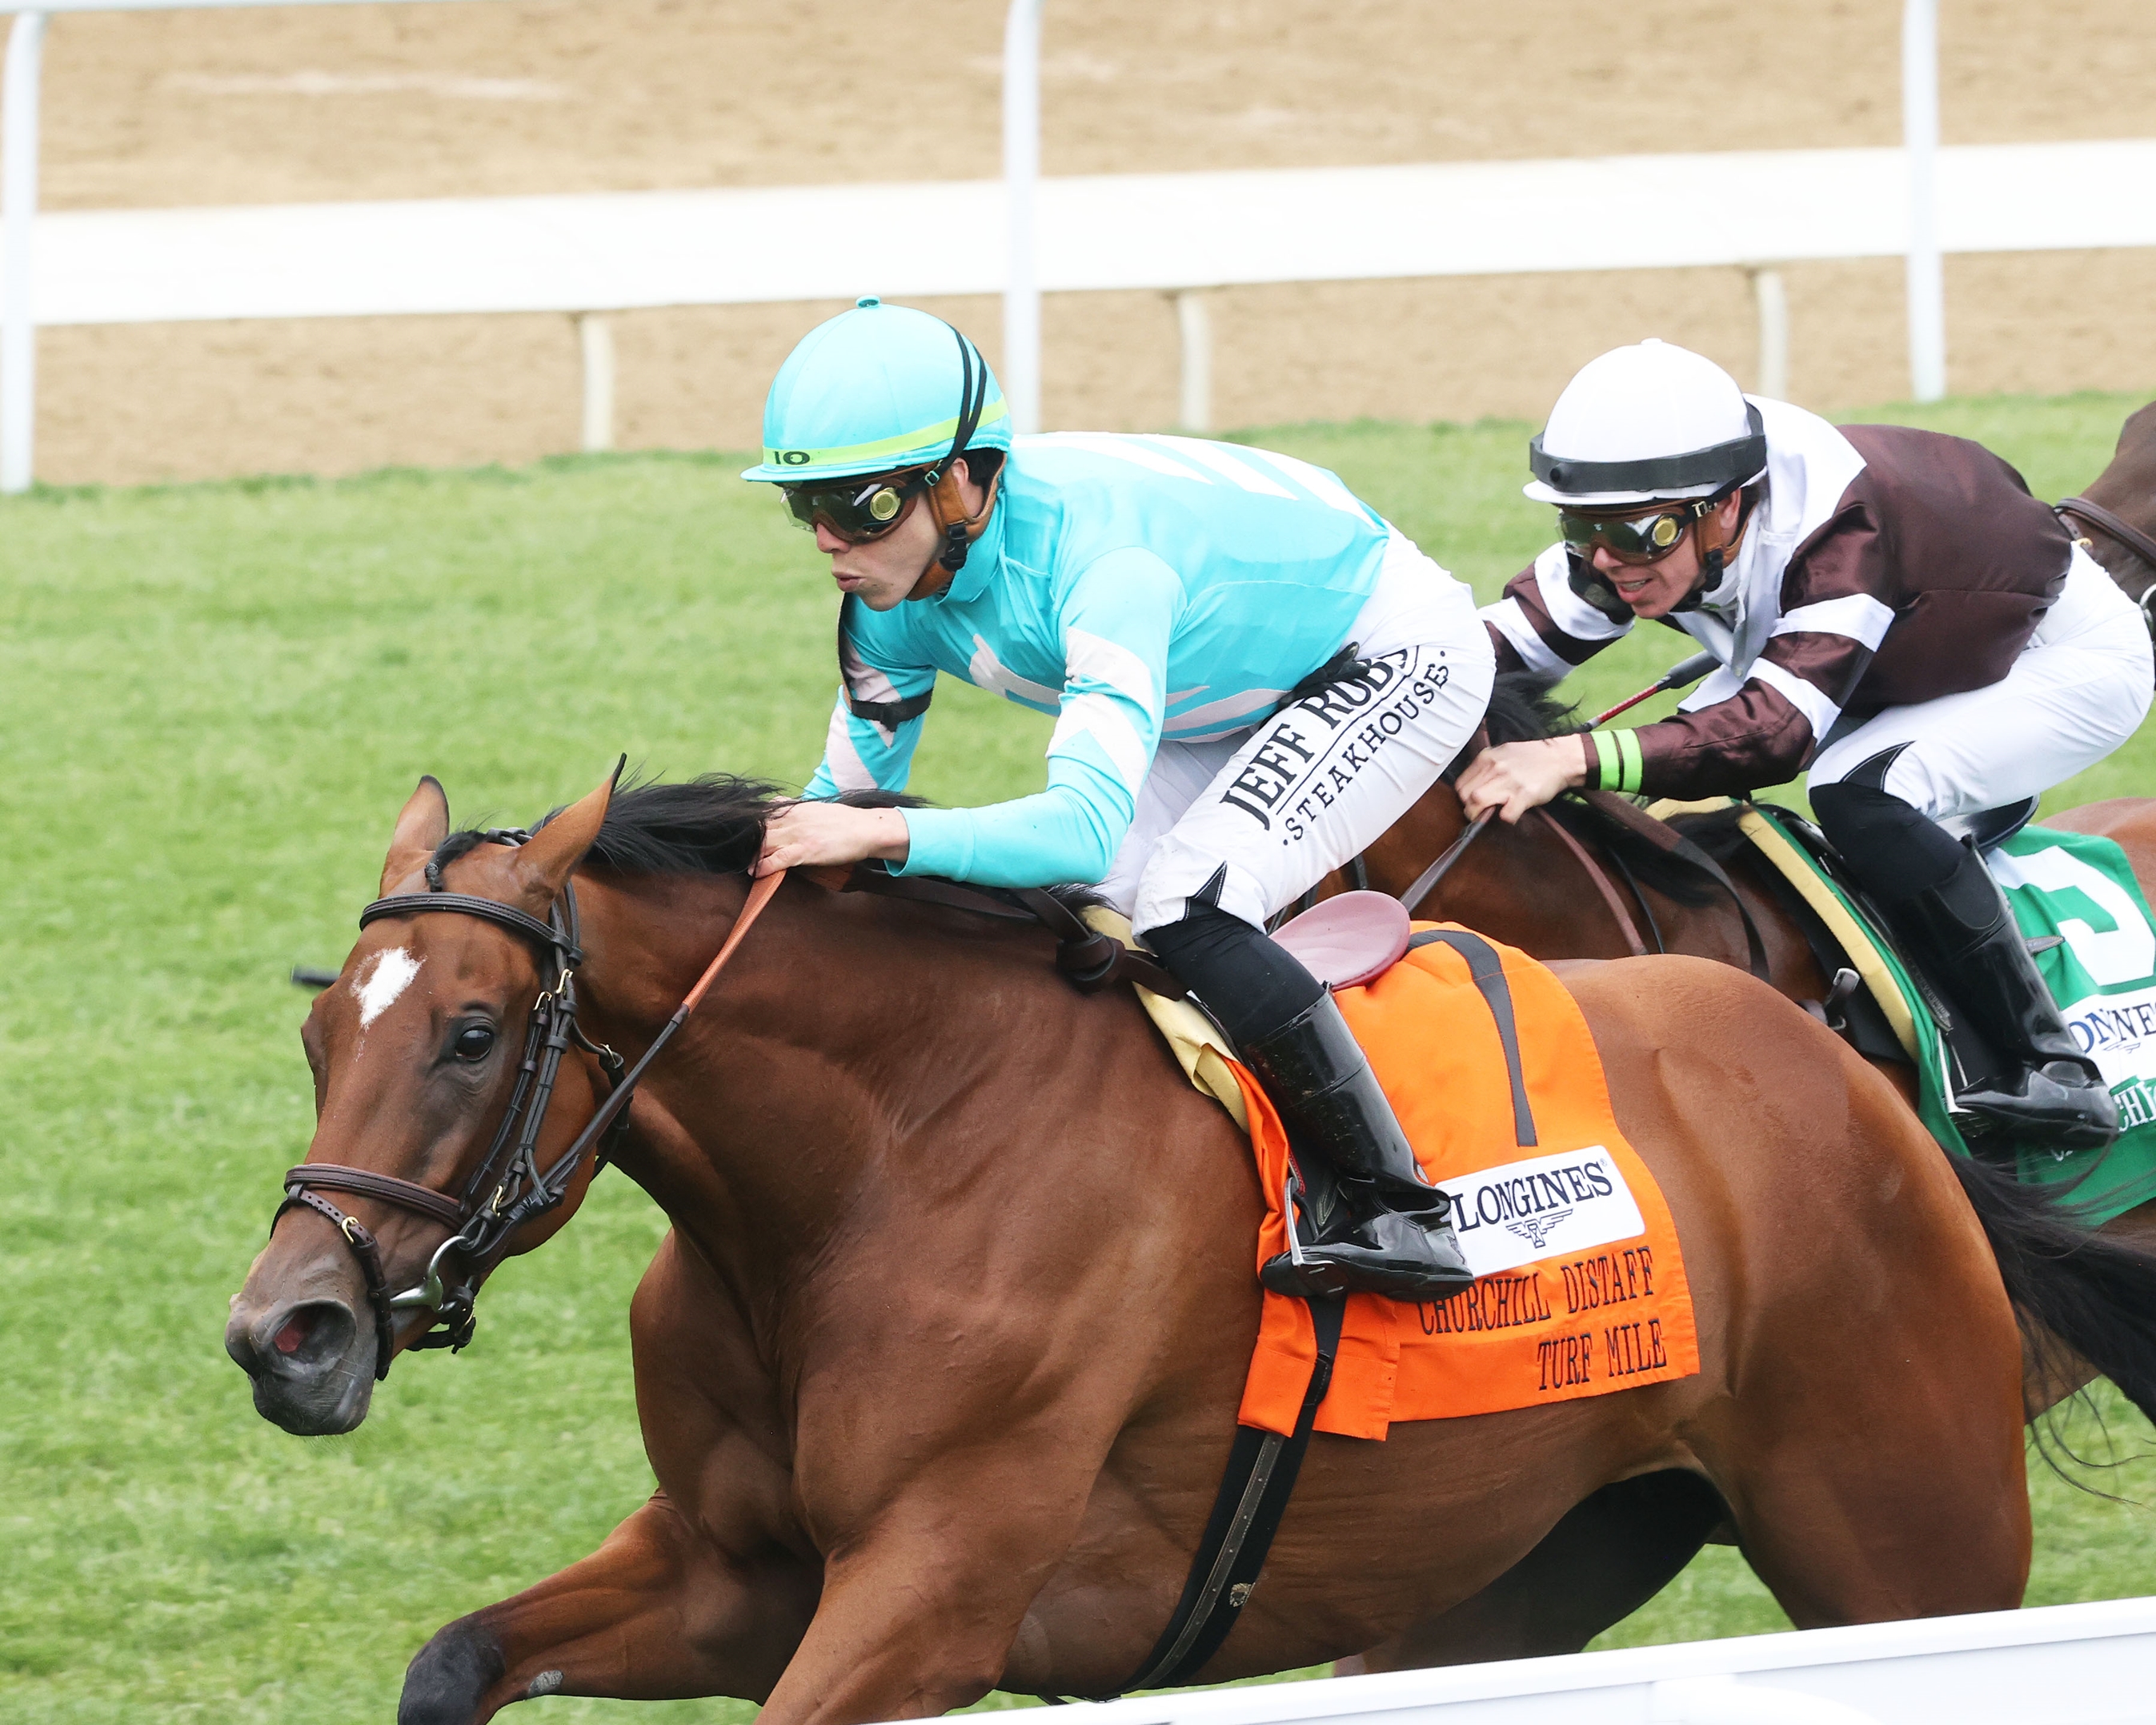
[355,947,423,1029]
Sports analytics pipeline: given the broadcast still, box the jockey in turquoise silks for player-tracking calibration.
[743,297,1495,1302]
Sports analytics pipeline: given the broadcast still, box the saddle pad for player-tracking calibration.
[1651,800,2156,1224]
[1236,927,1700,1439]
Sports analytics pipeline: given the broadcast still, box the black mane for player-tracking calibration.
[425,776,922,883]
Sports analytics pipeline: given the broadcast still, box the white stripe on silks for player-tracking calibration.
[821,699,881,790]
[1532,544,1631,643]
[1165,686,1284,733]
[968,634,1060,706]
[1240,447,1369,518]
[1749,657,1841,741]
[1064,626,1160,716]
[1052,692,1152,792]
[1031,431,1212,483]
[1774,592,1897,650]
[1483,596,1571,680]
[1143,436,1296,498]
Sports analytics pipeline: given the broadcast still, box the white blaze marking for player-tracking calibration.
[354,947,423,1029]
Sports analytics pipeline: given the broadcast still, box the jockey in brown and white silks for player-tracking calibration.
[1462,339,2154,1149]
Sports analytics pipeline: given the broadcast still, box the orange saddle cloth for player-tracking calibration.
[1234,925,1699,1440]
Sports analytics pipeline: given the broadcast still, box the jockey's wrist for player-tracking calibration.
[868,805,912,864]
[1583,728,1645,796]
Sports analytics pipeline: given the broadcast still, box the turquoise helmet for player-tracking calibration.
[741,297,1011,484]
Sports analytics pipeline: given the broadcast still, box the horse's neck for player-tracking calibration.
[577,875,1044,1284]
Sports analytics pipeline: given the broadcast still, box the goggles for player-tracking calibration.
[782,468,934,542]
[1559,503,1700,564]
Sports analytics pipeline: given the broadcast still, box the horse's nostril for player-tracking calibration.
[273,1313,315,1356]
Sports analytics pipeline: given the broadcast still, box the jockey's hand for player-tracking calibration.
[1457,736,1593,825]
[754,801,912,876]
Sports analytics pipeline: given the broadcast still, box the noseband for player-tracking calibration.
[273,835,634,1378]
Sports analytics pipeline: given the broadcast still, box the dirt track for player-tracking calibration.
[32,0,2156,484]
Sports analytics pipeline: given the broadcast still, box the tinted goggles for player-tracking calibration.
[783,468,933,541]
[1559,506,1697,564]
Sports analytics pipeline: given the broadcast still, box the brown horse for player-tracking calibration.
[227,772,2156,1723]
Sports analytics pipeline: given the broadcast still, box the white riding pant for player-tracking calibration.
[1808,547,2153,814]
[1104,530,1494,937]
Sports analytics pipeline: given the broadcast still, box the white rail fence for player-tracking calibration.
[2,0,2144,488]
[973,1597,2156,1725]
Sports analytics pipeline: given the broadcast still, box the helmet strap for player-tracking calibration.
[904,325,1000,603]
[1673,483,1759,611]
[907,462,1003,601]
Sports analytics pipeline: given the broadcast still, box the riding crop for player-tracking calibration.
[1590,649,1717,725]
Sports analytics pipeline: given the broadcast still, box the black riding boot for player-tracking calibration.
[1896,843,2118,1150]
[1146,900,1473,1303]
[1239,990,1476,1301]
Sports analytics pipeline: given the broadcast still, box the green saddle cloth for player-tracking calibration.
[1751,808,2156,1226]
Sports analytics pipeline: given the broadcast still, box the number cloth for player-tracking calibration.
[1232,930,1697,1437]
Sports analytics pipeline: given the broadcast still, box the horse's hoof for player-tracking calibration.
[399,1617,505,1725]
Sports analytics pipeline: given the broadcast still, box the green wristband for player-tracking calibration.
[1589,729,1622,792]
[1613,728,1645,794]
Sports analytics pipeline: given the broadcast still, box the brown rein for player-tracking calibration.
[2059,495,2156,580]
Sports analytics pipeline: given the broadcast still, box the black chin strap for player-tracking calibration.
[924,328,996,580]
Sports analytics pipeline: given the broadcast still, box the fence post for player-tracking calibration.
[2,9,46,495]
[1902,0,1945,403]
[575,312,614,453]
[1002,0,1044,435]
[1171,289,1211,432]
[1747,267,1788,401]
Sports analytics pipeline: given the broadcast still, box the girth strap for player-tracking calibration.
[1108,1294,1348,1697]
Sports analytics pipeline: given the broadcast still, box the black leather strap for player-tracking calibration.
[361,892,571,962]
[840,866,1190,999]
[1112,1295,1348,1696]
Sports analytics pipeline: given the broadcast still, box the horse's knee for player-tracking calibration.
[399,1616,505,1725]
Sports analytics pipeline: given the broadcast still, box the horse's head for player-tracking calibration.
[226,771,616,1435]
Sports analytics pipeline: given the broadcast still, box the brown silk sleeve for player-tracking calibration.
[1486,619,1529,676]
[1632,680,1817,799]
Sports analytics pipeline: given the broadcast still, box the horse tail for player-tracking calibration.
[1950,1153,2156,1429]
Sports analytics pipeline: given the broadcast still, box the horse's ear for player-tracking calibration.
[379,775,451,895]
[511,760,623,906]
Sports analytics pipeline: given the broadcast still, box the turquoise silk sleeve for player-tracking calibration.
[898,548,1180,885]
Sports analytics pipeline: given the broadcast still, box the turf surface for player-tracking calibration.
[3,393,2153,1722]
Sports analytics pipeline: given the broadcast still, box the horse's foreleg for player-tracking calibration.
[397,1492,818,1725]
[751,1438,1111,1725]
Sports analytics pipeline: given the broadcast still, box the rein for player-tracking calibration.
[274,855,787,1379]
[2058,497,2156,633]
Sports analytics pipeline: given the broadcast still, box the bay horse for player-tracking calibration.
[227,771,2156,1723]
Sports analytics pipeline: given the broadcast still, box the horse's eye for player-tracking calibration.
[452,1024,497,1063]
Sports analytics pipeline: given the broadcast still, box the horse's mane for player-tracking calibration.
[1477,673,1720,908]
[432,776,1104,908]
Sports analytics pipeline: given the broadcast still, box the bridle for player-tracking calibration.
[271,836,784,1380]
[2058,496,2156,634]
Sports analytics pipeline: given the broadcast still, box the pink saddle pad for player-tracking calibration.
[1272,891,1412,989]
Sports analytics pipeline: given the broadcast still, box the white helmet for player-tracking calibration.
[1525,339,1767,508]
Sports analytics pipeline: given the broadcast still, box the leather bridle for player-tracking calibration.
[2058,496,2156,634]
[271,839,783,1381]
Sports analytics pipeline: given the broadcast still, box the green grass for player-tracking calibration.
[3,394,2154,1722]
